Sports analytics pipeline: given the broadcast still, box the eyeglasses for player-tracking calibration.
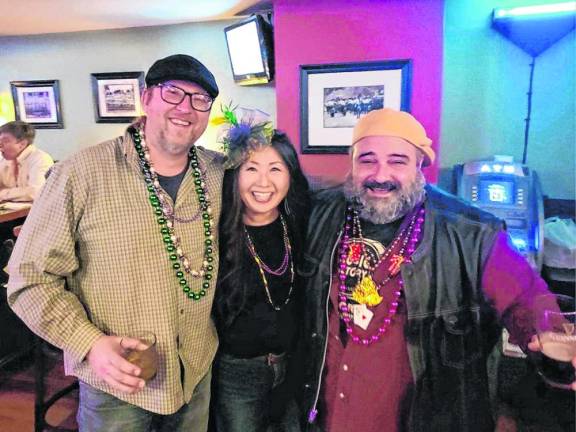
[156,83,214,112]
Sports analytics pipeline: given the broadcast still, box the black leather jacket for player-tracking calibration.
[299,185,505,431]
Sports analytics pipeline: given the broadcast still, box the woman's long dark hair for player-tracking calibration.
[213,130,310,331]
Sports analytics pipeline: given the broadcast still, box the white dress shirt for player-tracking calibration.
[0,144,54,202]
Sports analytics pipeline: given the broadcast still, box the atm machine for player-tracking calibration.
[454,155,545,271]
[455,155,546,359]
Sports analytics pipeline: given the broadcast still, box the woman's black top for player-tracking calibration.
[217,216,298,358]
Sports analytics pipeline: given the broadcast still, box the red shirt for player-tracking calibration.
[321,231,549,432]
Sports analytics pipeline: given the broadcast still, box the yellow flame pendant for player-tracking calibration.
[352,276,383,306]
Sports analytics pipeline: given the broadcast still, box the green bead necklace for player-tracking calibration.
[132,127,215,301]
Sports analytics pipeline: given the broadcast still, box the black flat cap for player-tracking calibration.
[145,54,219,99]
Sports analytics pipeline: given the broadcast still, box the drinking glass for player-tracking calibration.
[533,294,576,390]
[120,331,158,382]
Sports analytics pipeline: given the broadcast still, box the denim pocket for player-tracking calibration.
[79,381,120,411]
[271,360,287,388]
[77,381,153,431]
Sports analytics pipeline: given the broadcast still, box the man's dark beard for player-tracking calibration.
[344,171,426,224]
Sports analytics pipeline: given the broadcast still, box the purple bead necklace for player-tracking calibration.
[337,204,425,346]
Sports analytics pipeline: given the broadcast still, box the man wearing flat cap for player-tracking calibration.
[8,54,224,431]
[299,109,558,431]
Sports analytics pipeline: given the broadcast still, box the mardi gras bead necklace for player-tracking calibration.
[352,209,421,296]
[132,127,215,301]
[244,215,294,311]
[338,204,425,346]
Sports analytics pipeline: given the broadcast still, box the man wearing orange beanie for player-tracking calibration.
[299,109,559,431]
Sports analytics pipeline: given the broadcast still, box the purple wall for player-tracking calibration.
[275,0,444,182]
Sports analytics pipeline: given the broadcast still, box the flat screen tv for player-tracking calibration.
[224,14,274,85]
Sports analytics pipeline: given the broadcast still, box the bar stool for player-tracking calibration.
[9,224,78,431]
[34,339,78,432]
[0,236,34,370]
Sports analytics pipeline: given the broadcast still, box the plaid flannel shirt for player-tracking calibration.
[7,127,224,414]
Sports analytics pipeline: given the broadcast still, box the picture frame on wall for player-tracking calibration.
[300,59,412,154]
[91,72,144,123]
[10,80,63,129]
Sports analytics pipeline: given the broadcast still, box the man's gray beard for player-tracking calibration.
[157,130,194,157]
[142,119,194,157]
[343,171,427,224]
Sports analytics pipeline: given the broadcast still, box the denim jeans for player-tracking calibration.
[212,353,301,432]
[77,368,211,432]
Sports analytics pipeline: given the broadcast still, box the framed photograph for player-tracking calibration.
[300,60,412,154]
[10,80,63,129]
[91,72,144,123]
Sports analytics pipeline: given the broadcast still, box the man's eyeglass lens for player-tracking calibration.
[159,85,213,112]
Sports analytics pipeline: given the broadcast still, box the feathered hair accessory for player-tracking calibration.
[211,102,274,169]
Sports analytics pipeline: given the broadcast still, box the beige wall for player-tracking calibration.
[0,20,276,161]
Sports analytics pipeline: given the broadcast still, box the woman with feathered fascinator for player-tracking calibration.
[211,104,310,431]
[211,103,274,168]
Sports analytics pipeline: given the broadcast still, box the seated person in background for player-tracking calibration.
[0,120,54,203]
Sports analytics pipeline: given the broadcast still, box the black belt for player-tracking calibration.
[220,351,287,365]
